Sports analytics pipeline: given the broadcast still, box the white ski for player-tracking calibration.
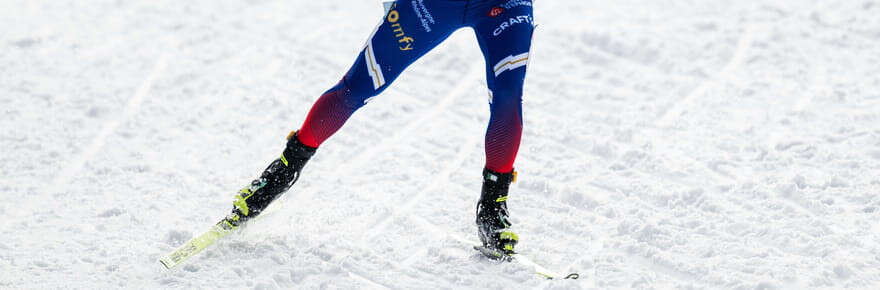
[159,222,233,269]
[159,200,286,269]
[451,235,579,280]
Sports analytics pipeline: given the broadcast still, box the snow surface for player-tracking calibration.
[2,0,880,289]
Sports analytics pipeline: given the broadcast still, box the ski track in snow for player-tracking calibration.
[2,0,880,289]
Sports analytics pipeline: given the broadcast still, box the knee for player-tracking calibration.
[488,88,522,113]
[488,75,524,105]
[337,72,385,110]
[328,77,377,111]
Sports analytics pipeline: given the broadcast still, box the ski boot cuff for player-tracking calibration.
[282,131,317,164]
[483,167,516,185]
[480,167,516,202]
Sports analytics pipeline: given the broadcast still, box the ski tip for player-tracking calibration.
[159,258,174,270]
[539,272,579,280]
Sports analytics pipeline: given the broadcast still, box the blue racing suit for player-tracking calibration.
[297,0,535,173]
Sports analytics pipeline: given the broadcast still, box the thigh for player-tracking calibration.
[342,0,467,102]
[471,1,535,97]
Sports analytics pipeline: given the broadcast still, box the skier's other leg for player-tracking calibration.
[473,5,534,174]
[470,0,535,256]
[296,1,467,147]
[226,1,468,226]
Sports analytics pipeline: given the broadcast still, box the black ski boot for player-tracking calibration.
[222,131,316,229]
[475,168,519,259]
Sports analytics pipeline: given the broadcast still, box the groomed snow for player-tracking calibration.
[2,0,879,288]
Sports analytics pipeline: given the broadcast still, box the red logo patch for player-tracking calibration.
[488,7,504,17]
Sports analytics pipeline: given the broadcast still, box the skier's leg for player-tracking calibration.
[297,0,466,147]
[226,1,468,226]
[470,0,535,256]
[472,3,535,174]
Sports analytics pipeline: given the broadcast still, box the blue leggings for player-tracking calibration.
[297,0,534,173]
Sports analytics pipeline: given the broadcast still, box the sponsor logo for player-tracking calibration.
[492,15,534,37]
[412,0,436,32]
[500,0,532,9]
[488,7,504,17]
[387,5,414,51]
